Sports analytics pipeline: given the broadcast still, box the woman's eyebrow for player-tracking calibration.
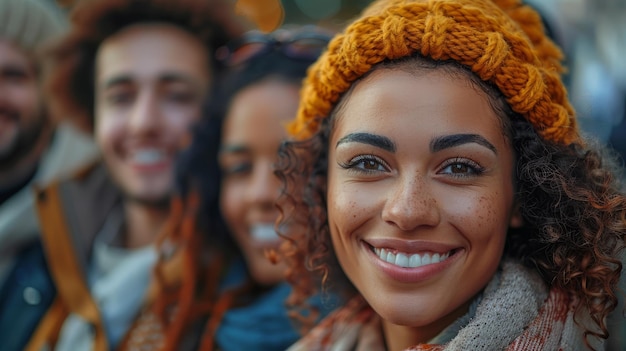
[336,132,396,152]
[430,133,497,154]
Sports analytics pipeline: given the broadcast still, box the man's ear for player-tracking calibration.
[509,201,524,228]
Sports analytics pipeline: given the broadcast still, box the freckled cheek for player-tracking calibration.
[444,193,506,240]
[327,189,366,272]
[327,183,383,238]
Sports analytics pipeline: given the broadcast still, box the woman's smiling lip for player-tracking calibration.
[362,238,463,283]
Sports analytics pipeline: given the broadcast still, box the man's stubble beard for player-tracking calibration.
[102,157,173,210]
[0,107,49,172]
[123,191,171,209]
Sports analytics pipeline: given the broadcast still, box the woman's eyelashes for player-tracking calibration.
[338,154,486,178]
[339,154,390,174]
[437,157,485,178]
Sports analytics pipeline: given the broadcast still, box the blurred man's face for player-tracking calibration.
[0,39,45,173]
[94,23,210,206]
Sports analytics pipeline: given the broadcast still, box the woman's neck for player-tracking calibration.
[123,201,169,249]
[381,299,472,351]
[382,321,440,351]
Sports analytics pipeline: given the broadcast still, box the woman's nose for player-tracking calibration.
[381,172,440,231]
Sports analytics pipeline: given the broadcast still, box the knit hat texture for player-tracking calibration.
[288,0,579,145]
[0,0,68,53]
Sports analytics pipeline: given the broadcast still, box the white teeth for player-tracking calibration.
[132,149,165,165]
[251,224,279,242]
[374,247,450,268]
[395,253,409,267]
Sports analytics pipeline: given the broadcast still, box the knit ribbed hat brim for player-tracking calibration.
[289,0,579,145]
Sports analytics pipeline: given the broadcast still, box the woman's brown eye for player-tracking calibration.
[339,155,388,173]
[439,159,484,177]
[364,160,379,170]
[450,164,469,173]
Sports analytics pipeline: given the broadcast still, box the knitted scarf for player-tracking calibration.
[287,260,599,351]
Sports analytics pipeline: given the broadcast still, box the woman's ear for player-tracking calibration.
[509,201,524,228]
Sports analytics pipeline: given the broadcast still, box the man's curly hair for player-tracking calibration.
[45,0,246,131]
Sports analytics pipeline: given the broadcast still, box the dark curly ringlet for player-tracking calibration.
[275,54,626,347]
[506,119,625,344]
[45,0,246,132]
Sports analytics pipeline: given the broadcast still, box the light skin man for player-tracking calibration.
[23,1,247,350]
[94,23,210,248]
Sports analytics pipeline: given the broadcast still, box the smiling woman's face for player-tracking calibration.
[219,79,300,286]
[326,67,522,342]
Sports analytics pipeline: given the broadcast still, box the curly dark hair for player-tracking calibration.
[275,56,626,346]
[44,0,246,131]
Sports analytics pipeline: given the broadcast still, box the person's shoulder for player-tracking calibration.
[33,156,118,239]
[35,123,100,188]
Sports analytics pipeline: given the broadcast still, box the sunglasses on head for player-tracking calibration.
[215,26,333,67]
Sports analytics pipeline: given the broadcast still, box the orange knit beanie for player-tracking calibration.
[288,0,579,145]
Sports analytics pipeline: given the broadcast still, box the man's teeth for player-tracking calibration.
[132,149,165,165]
[251,224,280,242]
[374,248,450,268]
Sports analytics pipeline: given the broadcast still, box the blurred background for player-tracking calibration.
[280,0,370,29]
